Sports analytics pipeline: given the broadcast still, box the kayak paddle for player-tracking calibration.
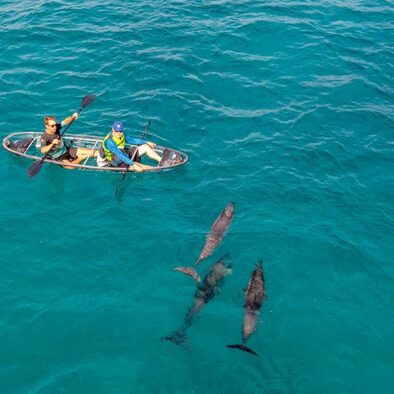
[115,120,151,196]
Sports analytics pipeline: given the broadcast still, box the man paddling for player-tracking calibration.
[40,113,99,168]
[97,120,162,172]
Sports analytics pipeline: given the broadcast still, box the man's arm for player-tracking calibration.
[61,112,78,127]
[106,139,134,165]
[125,135,148,145]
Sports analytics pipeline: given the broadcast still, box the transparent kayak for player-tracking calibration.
[2,132,188,172]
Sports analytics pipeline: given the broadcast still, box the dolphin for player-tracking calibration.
[175,202,235,282]
[163,255,232,345]
[227,259,265,356]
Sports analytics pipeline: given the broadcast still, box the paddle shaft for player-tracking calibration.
[59,107,83,138]
[46,101,89,153]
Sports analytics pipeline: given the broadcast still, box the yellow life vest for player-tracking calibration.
[102,132,126,162]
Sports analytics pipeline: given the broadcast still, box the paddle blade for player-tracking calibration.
[27,159,44,177]
[115,171,128,196]
[81,94,96,109]
[142,120,151,138]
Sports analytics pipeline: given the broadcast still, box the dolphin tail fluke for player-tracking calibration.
[161,330,187,345]
[226,344,259,356]
[174,266,201,283]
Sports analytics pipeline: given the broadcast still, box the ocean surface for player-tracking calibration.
[0,1,393,393]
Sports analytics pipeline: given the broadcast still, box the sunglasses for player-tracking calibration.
[47,124,57,128]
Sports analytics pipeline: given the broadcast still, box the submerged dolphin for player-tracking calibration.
[175,202,235,282]
[163,255,232,345]
[227,259,265,356]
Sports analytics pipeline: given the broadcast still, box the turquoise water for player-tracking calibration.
[0,1,393,393]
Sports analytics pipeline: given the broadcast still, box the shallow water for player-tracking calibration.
[0,1,393,393]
